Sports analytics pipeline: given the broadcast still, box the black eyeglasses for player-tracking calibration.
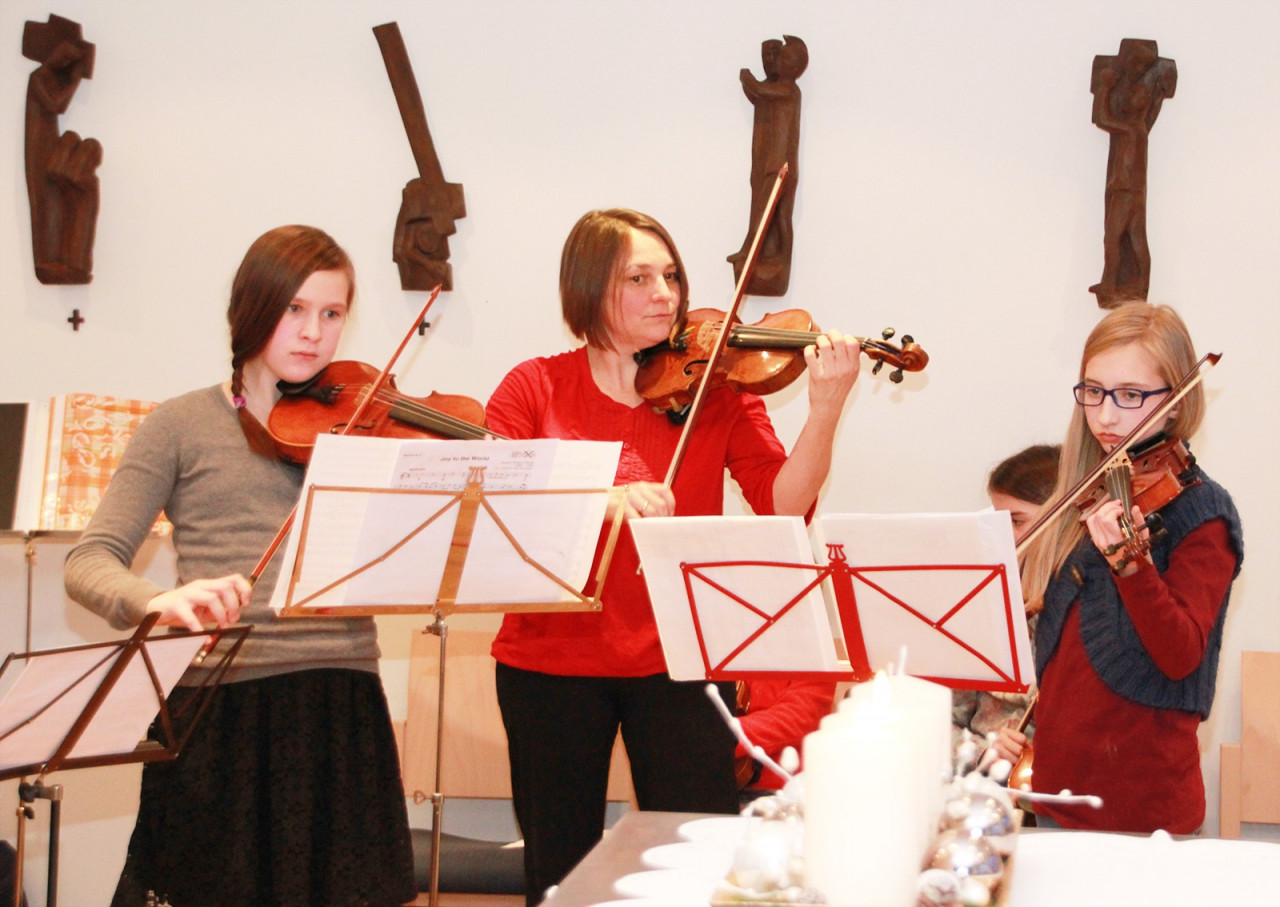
[1073,382,1172,409]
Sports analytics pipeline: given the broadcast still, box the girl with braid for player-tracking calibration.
[65,225,416,906]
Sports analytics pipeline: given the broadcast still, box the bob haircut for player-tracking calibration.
[559,209,688,351]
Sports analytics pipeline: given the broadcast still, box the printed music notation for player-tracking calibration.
[268,434,622,614]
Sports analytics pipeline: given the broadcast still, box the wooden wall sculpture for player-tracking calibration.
[373,22,466,293]
[728,35,808,297]
[22,14,101,286]
[1089,38,1177,309]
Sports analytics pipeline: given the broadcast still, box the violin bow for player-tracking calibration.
[1015,350,1221,556]
[248,286,444,584]
[662,162,789,487]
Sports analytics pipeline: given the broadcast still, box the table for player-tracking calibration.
[540,810,1280,907]
[541,811,712,906]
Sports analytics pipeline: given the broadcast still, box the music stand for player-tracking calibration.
[0,613,248,907]
[268,436,626,907]
[631,511,1034,691]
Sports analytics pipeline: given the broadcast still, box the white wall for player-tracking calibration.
[2,0,1277,902]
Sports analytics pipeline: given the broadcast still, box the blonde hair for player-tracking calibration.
[1020,302,1202,610]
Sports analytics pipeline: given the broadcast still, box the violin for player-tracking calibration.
[267,359,501,464]
[634,308,929,418]
[733,680,759,789]
[1016,352,1219,557]
[1075,433,1199,569]
[1007,693,1036,793]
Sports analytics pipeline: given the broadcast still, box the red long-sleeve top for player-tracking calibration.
[485,348,789,677]
[1033,520,1236,833]
[736,679,837,790]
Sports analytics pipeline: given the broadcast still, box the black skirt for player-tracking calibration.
[113,669,416,907]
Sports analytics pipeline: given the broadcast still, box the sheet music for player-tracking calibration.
[268,435,621,611]
[0,635,204,773]
[633,510,1032,690]
[816,511,1032,686]
[632,516,846,680]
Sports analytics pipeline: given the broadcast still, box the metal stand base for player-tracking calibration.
[14,779,61,907]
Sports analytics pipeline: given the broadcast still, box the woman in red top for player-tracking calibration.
[1013,302,1242,833]
[486,208,859,904]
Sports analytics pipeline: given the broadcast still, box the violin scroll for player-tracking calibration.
[862,327,929,384]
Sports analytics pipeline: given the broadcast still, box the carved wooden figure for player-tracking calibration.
[1089,38,1177,309]
[23,14,101,285]
[374,22,466,292]
[728,35,808,297]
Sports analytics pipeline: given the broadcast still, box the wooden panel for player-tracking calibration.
[402,626,634,805]
[1240,650,1280,823]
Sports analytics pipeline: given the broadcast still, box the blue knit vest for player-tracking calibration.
[1034,462,1242,718]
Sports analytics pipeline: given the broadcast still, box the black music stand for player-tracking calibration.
[0,614,248,907]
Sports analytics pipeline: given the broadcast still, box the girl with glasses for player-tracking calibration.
[1013,302,1242,833]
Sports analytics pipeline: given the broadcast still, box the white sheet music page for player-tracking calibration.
[631,515,846,681]
[268,435,621,611]
[815,510,1032,688]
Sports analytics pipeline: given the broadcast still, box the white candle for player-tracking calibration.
[803,673,924,907]
[841,671,952,852]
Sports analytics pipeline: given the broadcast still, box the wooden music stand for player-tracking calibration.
[270,439,626,907]
[0,614,248,907]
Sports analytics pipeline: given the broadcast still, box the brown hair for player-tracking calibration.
[988,443,1061,507]
[227,225,354,457]
[559,209,688,351]
[1019,302,1202,609]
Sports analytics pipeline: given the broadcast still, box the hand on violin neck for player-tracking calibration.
[1085,499,1149,575]
[804,330,860,416]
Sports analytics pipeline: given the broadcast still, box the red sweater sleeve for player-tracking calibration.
[735,679,837,760]
[1114,519,1235,680]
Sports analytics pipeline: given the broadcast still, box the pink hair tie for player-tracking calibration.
[232,395,246,410]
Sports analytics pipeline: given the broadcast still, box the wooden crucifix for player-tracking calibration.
[23,14,100,286]
[374,22,466,292]
[1089,38,1177,309]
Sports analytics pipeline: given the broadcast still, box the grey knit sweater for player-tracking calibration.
[64,384,380,684]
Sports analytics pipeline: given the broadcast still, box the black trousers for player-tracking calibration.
[495,663,738,905]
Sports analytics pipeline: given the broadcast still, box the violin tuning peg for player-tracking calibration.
[881,327,896,341]
[901,334,914,345]
[871,360,884,375]
[890,367,904,384]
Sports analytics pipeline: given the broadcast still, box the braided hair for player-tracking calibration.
[226,225,354,457]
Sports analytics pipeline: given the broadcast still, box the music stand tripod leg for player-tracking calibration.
[425,611,448,907]
[15,778,62,907]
